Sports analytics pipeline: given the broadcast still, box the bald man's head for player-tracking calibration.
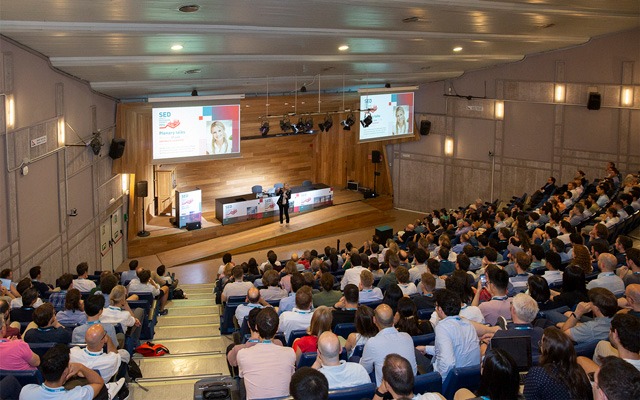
[85,324,106,350]
[247,287,260,303]
[598,253,617,272]
[375,304,394,328]
[317,331,341,363]
[626,284,640,305]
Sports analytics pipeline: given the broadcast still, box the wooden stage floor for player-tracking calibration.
[128,189,394,267]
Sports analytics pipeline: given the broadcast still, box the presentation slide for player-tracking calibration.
[359,92,414,142]
[176,189,202,228]
[152,104,240,163]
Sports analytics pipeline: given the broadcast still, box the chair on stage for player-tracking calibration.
[251,185,263,198]
[302,180,312,187]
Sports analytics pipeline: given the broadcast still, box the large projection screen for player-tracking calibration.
[359,91,414,143]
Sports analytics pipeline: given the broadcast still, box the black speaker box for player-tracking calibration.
[420,120,432,136]
[372,150,382,163]
[135,181,148,198]
[587,92,601,110]
[375,225,393,244]
[108,138,126,159]
[186,221,202,231]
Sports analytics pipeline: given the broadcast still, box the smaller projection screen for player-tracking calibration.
[359,92,414,143]
[152,103,241,164]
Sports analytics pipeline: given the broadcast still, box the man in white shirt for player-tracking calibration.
[542,252,563,287]
[359,270,383,303]
[128,269,169,315]
[341,253,365,290]
[372,354,445,400]
[100,285,142,345]
[70,324,129,382]
[587,253,625,296]
[279,286,314,343]
[235,287,268,326]
[221,266,254,302]
[72,262,96,293]
[409,249,429,283]
[312,331,371,389]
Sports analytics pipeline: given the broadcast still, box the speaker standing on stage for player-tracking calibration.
[277,183,292,224]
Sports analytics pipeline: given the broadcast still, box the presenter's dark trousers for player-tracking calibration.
[279,204,289,223]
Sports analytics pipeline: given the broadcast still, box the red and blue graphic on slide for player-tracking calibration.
[160,120,181,129]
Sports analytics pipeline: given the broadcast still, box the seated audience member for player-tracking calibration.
[430,271,484,327]
[377,252,400,291]
[69,324,129,382]
[548,265,589,310]
[259,250,281,273]
[381,284,404,314]
[472,266,511,325]
[1,299,21,338]
[373,353,445,400]
[427,258,446,289]
[289,367,329,400]
[523,327,592,400]
[312,273,342,307]
[541,251,563,287]
[527,275,556,312]
[55,288,86,326]
[409,248,429,282]
[560,287,617,343]
[100,285,142,344]
[579,313,640,374]
[9,288,39,324]
[216,253,234,279]
[72,294,118,346]
[418,289,480,382]
[29,266,52,298]
[236,287,268,324]
[454,349,521,400]
[0,268,20,298]
[369,257,385,279]
[152,264,178,290]
[332,284,358,328]
[293,306,332,363]
[120,260,139,285]
[359,269,383,303]
[413,272,436,311]
[24,303,72,344]
[341,253,364,290]
[221,265,254,302]
[128,268,169,315]
[509,252,533,294]
[613,235,632,265]
[72,262,96,292]
[10,278,43,309]
[312,331,370,389]
[472,293,544,357]
[19,343,112,400]
[394,297,433,336]
[279,261,297,294]
[279,286,315,342]
[618,283,640,318]
[395,266,418,296]
[360,304,417,386]
[617,247,640,287]
[587,253,625,296]
[227,308,284,376]
[48,273,74,312]
[344,305,378,358]
[237,308,296,399]
[278,273,304,315]
[259,269,288,302]
[0,314,40,370]
[593,356,640,400]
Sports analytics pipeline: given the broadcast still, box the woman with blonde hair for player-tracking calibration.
[292,306,333,363]
[208,121,230,154]
[394,106,408,135]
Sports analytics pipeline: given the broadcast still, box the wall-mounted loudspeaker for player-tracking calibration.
[587,92,601,110]
[420,120,432,136]
[108,138,126,159]
[135,181,148,198]
[372,150,382,164]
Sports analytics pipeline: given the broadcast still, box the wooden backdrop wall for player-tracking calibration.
[114,93,417,237]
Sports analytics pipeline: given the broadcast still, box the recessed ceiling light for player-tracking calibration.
[453,46,463,52]
[402,16,430,23]
[338,45,349,51]
[179,5,200,13]
[184,69,201,74]
[171,44,184,51]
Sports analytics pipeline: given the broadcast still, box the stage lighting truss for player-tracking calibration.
[260,120,270,136]
[341,113,355,130]
[318,115,333,132]
[360,113,372,128]
[280,117,292,132]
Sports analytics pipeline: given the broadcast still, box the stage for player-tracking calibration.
[128,189,394,267]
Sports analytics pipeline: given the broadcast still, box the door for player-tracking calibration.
[99,218,113,272]
[111,208,124,269]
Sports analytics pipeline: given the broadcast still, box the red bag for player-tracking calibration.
[134,341,170,357]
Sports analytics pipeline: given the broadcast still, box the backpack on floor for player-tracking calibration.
[134,341,170,357]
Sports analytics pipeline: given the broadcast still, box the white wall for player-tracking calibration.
[394,28,640,212]
[0,38,121,284]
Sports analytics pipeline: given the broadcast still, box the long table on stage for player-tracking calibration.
[215,184,333,225]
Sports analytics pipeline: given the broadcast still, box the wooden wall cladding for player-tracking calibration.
[114,93,417,237]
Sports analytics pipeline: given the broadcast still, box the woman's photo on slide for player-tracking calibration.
[394,105,408,135]
[206,120,232,154]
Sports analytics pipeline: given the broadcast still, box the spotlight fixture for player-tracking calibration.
[260,121,270,136]
[318,115,333,132]
[384,83,391,88]
[280,117,291,132]
[178,4,201,13]
[294,118,306,133]
[191,89,198,96]
[300,85,307,93]
[360,113,373,128]
[304,117,314,132]
[341,113,355,131]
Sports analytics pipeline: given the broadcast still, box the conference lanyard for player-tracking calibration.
[492,296,508,301]
[248,339,273,344]
[84,348,103,356]
[42,384,66,393]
